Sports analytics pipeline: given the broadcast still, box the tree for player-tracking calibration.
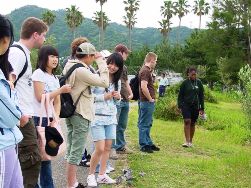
[41,10,56,26]
[65,5,83,39]
[193,0,210,29]
[92,11,110,50]
[123,0,140,50]
[159,0,175,41]
[173,0,190,44]
[96,0,108,49]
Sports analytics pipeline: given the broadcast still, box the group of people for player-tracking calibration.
[0,13,205,188]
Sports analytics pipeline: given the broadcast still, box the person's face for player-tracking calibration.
[108,62,119,74]
[47,55,58,71]
[121,52,129,61]
[189,70,197,80]
[0,36,11,55]
[85,54,95,65]
[34,32,47,49]
[150,57,157,69]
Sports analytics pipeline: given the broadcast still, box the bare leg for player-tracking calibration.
[66,163,77,188]
[89,140,105,174]
[184,119,191,144]
[190,122,196,143]
[99,139,113,175]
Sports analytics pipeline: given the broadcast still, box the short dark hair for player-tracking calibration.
[37,45,59,75]
[106,52,124,90]
[21,17,48,39]
[114,44,130,54]
[0,14,14,80]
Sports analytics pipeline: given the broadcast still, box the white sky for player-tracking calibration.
[0,0,213,29]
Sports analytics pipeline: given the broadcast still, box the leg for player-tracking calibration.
[99,140,112,175]
[66,114,90,187]
[89,140,105,174]
[40,161,53,188]
[184,119,191,144]
[190,123,195,144]
[116,101,129,150]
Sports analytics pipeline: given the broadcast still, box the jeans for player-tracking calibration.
[138,101,155,149]
[159,85,166,97]
[114,101,129,150]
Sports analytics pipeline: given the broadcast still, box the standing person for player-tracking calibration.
[138,52,160,153]
[87,52,123,187]
[63,42,109,188]
[32,45,72,188]
[111,44,133,158]
[158,72,168,97]
[0,14,24,188]
[178,67,204,147]
[8,17,48,187]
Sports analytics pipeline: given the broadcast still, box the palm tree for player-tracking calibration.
[42,10,56,26]
[193,0,210,29]
[65,5,83,39]
[159,0,175,41]
[93,11,110,50]
[173,0,190,44]
[96,0,108,49]
[123,0,140,50]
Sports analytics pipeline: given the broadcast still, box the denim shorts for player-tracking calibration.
[91,124,116,142]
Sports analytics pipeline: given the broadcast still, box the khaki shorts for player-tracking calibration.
[65,113,90,165]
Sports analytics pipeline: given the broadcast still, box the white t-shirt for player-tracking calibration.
[8,42,34,116]
[32,69,60,117]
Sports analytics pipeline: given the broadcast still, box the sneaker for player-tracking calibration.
[116,146,133,154]
[78,160,90,167]
[182,143,189,148]
[140,146,153,153]
[109,149,119,160]
[97,174,116,184]
[87,174,97,187]
[151,144,160,151]
[188,143,193,147]
[75,183,86,188]
[107,163,115,172]
[95,164,111,174]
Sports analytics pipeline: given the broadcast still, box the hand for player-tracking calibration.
[20,115,31,127]
[199,110,204,115]
[128,94,133,100]
[178,108,182,114]
[104,92,113,100]
[95,52,103,59]
[112,91,121,100]
[150,99,155,103]
[60,84,72,93]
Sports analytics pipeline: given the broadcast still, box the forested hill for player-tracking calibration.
[7,5,194,55]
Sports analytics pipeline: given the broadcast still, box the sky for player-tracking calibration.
[0,0,213,29]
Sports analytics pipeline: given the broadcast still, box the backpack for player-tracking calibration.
[129,74,139,101]
[10,44,28,86]
[59,63,84,118]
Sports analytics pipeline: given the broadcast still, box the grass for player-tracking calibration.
[117,101,251,188]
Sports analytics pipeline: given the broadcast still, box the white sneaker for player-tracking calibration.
[97,174,116,184]
[87,174,97,187]
[107,163,115,172]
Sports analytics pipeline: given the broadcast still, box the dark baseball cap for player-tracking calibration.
[45,126,64,156]
[114,44,131,54]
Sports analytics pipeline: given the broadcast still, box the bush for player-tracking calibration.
[154,95,181,121]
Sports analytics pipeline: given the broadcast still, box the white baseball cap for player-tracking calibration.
[100,50,112,58]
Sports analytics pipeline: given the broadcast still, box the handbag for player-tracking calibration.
[36,93,66,161]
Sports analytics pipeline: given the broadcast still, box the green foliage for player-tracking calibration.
[204,86,218,103]
[41,10,56,26]
[239,64,251,130]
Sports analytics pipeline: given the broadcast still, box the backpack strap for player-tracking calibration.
[10,44,28,86]
[61,63,84,83]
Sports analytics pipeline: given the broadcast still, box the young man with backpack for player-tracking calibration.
[8,17,48,187]
[111,44,133,159]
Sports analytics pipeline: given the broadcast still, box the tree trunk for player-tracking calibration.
[99,28,101,51]
[101,4,104,49]
[129,25,132,50]
[199,14,202,30]
[178,17,181,45]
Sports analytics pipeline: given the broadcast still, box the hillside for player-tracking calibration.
[7,5,194,55]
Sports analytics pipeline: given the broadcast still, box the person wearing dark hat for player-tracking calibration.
[63,42,109,188]
[110,44,133,159]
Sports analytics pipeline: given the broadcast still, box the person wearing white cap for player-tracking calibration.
[63,42,109,188]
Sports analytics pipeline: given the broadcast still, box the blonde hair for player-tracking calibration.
[144,52,157,62]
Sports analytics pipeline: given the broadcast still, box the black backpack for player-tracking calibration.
[59,63,84,118]
[129,74,140,101]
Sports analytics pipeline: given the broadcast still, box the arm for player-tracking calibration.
[54,95,61,117]
[126,80,133,100]
[178,82,185,109]
[141,80,154,102]
[198,81,204,111]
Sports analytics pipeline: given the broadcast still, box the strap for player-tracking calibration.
[10,45,28,86]
[61,63,84,83]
